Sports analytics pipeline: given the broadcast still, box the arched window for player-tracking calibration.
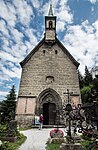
[46,76,54,83]
[49,21,53,29]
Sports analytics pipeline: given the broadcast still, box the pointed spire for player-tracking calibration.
[48,4,53,16]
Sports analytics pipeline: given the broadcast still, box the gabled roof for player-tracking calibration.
[20,37,80,68]
[20,38,45,67]
[55,38,80,68]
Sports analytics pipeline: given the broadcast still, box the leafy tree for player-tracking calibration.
[79,67,98,103]
[1,85,16,123]
[79,66,93,103]
[0,101,3,122]
[91,75,98,101]
[84,66,92,86]
[81,85,93,103]
[93,75,98,92]
[78,70,84,88]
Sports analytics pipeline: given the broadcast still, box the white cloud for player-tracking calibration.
[0,0,16,27]
[39,2,49,16]
[57,21,65,32]
[63,19,98,74]
[2,37,9,46]
[0,0,37,68]
[82,20,95,33]
[10,28,24,43]
[11,66,21,78]
[13,0,34,26]
[55,0,73,23]
[93,20,98,38]
[0,51,18,63]
[91,6,95,12]
[30,0,41,8]
[11,42,28,62]
[0,71,11,82]
[88,0,97,4]
[25,28,37,43]
[0,91,8,96]
[0,20,9,36]
[56,10,73,23]
[0,63,21,79]
[0,0,46,100]
[52,0,60,7]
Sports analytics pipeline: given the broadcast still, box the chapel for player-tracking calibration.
[16,5,81,127]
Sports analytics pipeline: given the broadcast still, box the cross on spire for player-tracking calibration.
[48,4,53,16]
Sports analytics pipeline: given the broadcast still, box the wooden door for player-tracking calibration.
[43,103,49,125]
[49,103,56,125]
[43,103,56,125]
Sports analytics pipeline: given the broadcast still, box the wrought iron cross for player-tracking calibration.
[64,89,73,103]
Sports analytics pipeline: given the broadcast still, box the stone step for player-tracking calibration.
[32,125,65,128]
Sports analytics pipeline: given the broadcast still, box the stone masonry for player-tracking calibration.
[16,41,81,127]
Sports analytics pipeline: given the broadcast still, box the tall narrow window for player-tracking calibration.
[55,50,58,54]
[43,50,46,54]
[49,21,53,29]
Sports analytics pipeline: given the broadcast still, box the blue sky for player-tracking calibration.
[0,0,98,101]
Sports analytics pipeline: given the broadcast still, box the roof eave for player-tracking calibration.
[56,37,80,68]
[20,38,45,67]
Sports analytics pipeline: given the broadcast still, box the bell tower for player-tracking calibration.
[45,4,56,42]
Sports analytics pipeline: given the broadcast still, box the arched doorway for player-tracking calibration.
[37,88,62,125]
[43,102,56,125]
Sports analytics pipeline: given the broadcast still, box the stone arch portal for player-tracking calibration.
[36,88,62,125]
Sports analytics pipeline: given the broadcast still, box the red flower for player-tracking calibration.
[50,129,64,138]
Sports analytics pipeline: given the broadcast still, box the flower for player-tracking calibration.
[0,140,2,146]
[50,129,64,138]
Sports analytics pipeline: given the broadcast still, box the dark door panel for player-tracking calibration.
[43,102,56,125]
[43,103,49,125]
[49,103,56,125]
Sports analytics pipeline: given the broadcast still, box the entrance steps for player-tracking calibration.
[32,125,65,128]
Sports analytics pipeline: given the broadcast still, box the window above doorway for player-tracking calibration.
[46,76,54,84]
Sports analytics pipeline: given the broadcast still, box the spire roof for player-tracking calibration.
[48,4,53,16]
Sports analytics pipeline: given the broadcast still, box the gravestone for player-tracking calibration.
[9,120,17,132]
[60,143,84,150]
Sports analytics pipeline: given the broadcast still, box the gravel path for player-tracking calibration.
[18,128,54,150]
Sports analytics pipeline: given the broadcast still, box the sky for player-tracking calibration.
[0,0,98,101]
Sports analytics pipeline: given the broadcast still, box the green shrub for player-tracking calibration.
[46,143,60,150]
[0,133,27,150]
[0,124,8,132]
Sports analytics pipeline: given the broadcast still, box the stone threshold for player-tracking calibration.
[32,125,65,128]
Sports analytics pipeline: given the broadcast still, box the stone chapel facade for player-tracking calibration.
[16,5,81,127]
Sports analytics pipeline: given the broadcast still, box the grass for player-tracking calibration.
[46,140,98,150]
[46,142,88,150]
[0,133,27,150]
[46,143,60,150]
[81,140,98,150]
[19,126,33,131]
